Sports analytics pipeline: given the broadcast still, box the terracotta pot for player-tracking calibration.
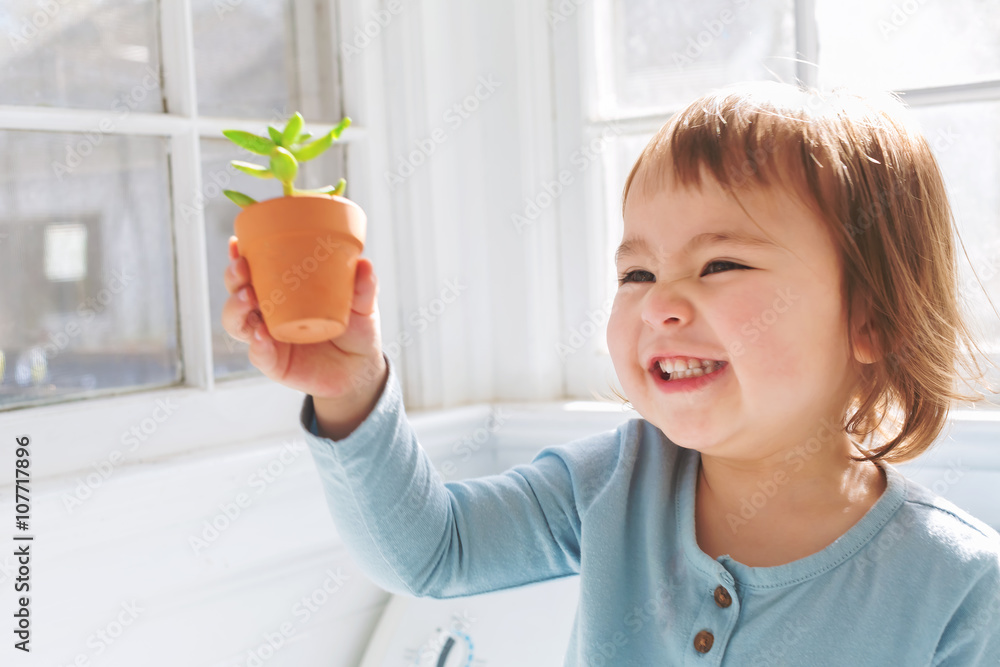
[234,194,367,344]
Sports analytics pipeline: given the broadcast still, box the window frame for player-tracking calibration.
[0,0,401,485]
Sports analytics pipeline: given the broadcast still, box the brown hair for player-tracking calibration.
[615,81,997,464]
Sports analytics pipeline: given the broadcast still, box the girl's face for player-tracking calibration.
[607,164,869,463]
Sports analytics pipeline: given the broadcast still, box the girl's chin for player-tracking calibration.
[643,415,725,449]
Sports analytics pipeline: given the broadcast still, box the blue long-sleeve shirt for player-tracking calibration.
[299,355,1000,666]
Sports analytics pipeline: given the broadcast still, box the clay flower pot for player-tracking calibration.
[234,194,366,344]
[222,112,362,344]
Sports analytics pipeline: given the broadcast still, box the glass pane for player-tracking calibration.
[594,133,653,354]
[606,133,653,268]
[192,0,337,120]
[203,137,347,379]
[908,101,1000,406]
[0,0,163,111]
[598,0,796,116]
[817,0,1000,91]
[0,131,179,410]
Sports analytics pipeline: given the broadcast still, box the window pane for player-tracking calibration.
[594,133,652,354]
[817,0,1000,91]
[203,137,347,379]
[606,133,652,269]
[0,0,163,112]
[597,0,796,116]
[0,131,179,410]
[192,0,337,120]
[908,101,1000,405]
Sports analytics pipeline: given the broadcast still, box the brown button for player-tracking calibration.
[714,585,732,608]
[693,630,714,653]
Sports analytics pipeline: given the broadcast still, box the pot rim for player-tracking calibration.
[234,193,367,246]
[245,193,362,209]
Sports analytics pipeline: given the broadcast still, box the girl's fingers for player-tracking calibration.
[324,258,380,354]
[351,258,378,317]
[222,298,256,342]
[224,244,252,296]
[248,319,277,372]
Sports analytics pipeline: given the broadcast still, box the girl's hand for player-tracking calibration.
[221,235,387,404]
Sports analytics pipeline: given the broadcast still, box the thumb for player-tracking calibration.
[352,257,378,316]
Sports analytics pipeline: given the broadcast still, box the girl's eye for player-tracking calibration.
[701,260,747,276]
[618,270,654,285]
[617,261,747,285]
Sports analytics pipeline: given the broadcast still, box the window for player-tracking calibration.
[0,0,348,410]
[555,0,1000,405]
[0,0,396,484]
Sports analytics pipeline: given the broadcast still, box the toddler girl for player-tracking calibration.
[222,80,1000,665]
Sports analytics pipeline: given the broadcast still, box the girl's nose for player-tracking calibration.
[641,280,694,328]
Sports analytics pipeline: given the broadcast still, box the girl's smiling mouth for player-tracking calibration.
[649,358,729,393]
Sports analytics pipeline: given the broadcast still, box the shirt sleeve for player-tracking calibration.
[299,354,586,599]
[931,549,1000,666]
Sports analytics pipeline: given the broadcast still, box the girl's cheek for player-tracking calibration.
[606,297,634,361]
[724,295,779,346]
[607,292,627,330]
[605,314,625,358]
[730,308,807,386]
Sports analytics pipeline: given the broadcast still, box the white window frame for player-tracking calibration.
[0,0,400,485]
[552,0,1000,461]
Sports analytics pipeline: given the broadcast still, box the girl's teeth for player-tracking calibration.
[657,358,719,373]
[657,359,725,381]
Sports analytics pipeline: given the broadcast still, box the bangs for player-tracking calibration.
[621,81,918,227]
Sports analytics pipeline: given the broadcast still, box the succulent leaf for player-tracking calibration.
[224,113,350,201]
[282,112,304,147]
[331,117,351,139]
[222,130,276,156]
[298,185,338,195]
[290,129,334,162]
[223,190,258,208]
[231,160,274,179]
[269,147,298,185]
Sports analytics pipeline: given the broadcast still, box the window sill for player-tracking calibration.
[0,375,304,486]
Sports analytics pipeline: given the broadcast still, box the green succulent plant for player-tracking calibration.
[221,112,351,208]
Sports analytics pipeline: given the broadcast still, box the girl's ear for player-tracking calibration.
[850,295,881,365]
